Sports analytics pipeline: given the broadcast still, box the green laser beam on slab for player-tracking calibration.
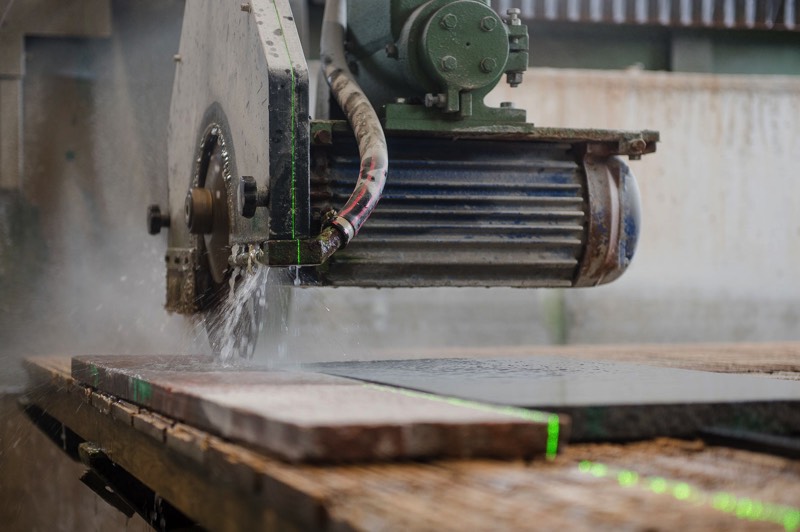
[577,460,800,531]
[365,383,561,460]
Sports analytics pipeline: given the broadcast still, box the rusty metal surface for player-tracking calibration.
[314,119,659,157]
[310,135,588,286]
[574,154,640,286]
[70,355,568,463]
[303,129,648,287]
[311,356,800,441]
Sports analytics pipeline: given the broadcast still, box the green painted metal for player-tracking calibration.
[412,1,508,112]
[346,0,530,131]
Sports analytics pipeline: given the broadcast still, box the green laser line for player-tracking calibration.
[546,414,559,460]
[365,384,560,460]
[271,1,300,264]
[577,460,800,531]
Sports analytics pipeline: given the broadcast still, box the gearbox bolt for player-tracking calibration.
[506,71,524,87]
[507,8,522,25]
[480,16,497,31]
[480,57,497,73]
[440,13,458,30]
[424,93,446,108]
[441,55,458,72]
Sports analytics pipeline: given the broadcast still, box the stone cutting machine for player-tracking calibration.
[148,0,657,322]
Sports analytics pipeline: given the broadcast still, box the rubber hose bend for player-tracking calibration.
[320,0,388,247]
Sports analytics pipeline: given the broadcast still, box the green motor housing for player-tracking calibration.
[344,0,528,123]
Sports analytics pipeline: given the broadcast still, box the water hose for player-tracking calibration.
[319,0,388,247]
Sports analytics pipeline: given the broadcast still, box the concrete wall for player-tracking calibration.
[0,0,195,388]
[488,68,800,343]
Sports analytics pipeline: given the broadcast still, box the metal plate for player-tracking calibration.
[168,0,310,251]
[310,356,800,441]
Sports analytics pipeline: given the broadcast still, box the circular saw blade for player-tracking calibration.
[163,0,309,359]
[165,0,308,307]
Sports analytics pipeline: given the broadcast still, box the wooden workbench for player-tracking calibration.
[21,347,800,531]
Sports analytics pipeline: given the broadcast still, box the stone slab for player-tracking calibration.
[71,355,568,463]
[310,356,800,441]
[21,356,800,531]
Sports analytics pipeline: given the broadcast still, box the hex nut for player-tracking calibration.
[480,16,497,31]
[506,71,524,87]
[441,55,458,72]
[440,13,458,30]
[506,8,522,26]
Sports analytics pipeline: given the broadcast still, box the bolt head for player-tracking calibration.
[424,93,445,108]
[440,13,458,30]
[629,139,647,153]
[238,176,258,218]
[506,7,522,25]
[147,205,164,235]
[480,16,497,32]
[240,3,251,12]
[441,55,458,72]
[480,57,497,73]
[506,71,524,87]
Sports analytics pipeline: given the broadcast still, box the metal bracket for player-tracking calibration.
[230,227,344,268]
[22,400,198,530]
[78,442,199,530]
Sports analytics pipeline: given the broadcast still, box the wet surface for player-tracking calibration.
[310,356,800,441]
[69,355,566,462]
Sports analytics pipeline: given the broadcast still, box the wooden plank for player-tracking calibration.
[22,357,800,531]
[70,355,568,462]
[23,356,326,531]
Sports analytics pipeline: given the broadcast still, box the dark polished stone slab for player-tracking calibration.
[309,357,800,441]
